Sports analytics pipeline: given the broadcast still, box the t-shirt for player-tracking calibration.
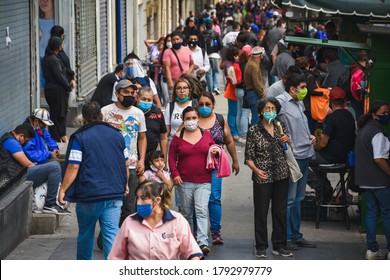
[2,138,23,155]
[163,101,193,139]
[68,137,128,165]
[144,106,167,153]
[162,47,193,83]
[143,169,171,183]
[319,109,356,163]
[101,103,147,169]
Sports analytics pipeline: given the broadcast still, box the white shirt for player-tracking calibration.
[190,46,210,81]
[101,103,147,169]
[164,101,192,139]
[222,31,240,46]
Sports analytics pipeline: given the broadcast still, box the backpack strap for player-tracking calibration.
[169,101,175,121]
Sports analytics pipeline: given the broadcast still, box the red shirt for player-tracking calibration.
[169,130,215,183]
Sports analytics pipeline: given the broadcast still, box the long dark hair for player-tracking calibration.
[357,100,389,129]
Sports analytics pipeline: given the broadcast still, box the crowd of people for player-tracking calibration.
[1,0,389,261]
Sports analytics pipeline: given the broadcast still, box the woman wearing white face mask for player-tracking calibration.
[168,106,217,256]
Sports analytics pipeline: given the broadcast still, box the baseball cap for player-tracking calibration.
[251,46,265,57]
[330,87,346,100]
[242,45,253,56]
[33,108,54,126]
[115,79,138,92]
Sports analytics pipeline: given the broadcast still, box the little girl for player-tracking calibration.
[139,150,172,188]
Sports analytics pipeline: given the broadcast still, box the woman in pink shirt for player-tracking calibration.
[108,180,202,260]
[169,106,217,256]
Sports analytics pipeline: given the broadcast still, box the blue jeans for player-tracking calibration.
[245,90,260,126]
[286,158,310,242]
[179,182,211,246]
[206,57,220,92]
[209,170,222,232]
[235,88,250,137]
[365,187,390,251]
[227,99,238,137]
[76,199,123,260]
[26,161,61,206]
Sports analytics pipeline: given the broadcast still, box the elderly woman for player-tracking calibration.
[137,86,168,159]
[197,91,239,245]
[169,106,216,256]
[244,97,292,259]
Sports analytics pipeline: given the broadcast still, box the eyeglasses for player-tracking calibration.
[176,86,189,91]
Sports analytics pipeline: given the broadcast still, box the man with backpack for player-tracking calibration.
[202,20,223,95]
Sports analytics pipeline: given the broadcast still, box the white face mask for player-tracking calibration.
[184,120,198,131]
[166,42,173,49]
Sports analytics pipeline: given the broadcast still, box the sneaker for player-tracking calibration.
[42,204,71,216]
[256,249,267,258]
[293,238,317,248]
[213,88,220,95]
[237,137,246,144]
[366,249,387,260]
[200,245,211,255]
[272,247,293,257]
[286,242,299,250]
[211,230,224,245]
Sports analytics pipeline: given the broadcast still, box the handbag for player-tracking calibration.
[310,81,331,122]
[284,143,303,183]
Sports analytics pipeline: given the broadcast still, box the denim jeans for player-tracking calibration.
[209,170,222,232]
[235,88,250,137]
[76,199,123,260]
[245,90,260,126]
[206,57,220,92]
[365,187,390,251]
[286,158,310,242]
[179,182,211,246]
[227,99,238,137]
[26,161,61,206]
[159,75,170,107]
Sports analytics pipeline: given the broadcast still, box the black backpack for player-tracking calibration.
[337,70,352,100]
[203,30,222,55]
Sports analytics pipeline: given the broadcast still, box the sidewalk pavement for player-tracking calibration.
[5,95,385,260]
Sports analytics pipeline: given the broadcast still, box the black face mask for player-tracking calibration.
[188,40,198,47]
[119,95,135,107]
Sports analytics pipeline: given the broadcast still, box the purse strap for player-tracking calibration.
[171,49,184,72]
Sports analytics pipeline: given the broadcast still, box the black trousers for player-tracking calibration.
[253,177,289,250]
[45,88,69,141]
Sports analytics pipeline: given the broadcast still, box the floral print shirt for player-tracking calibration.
[245,122,290,184]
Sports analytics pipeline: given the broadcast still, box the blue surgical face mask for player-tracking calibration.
[198,106,212,117]
[176,96,189,103]
[263,111,277,123]
[126,67,134,77]
[138,100,153,112]
[172,42,182,50]
[137,203,153,218]
[377,114,390,126]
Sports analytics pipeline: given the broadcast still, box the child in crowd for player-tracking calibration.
[139,150,172,188]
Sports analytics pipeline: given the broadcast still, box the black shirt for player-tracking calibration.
[319,109,356,163]
[144,106,167,153]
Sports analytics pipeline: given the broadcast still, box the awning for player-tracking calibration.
[272,0,390,18]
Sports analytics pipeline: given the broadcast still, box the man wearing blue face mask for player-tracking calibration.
[137,86,168,159]
[162,31,195,91]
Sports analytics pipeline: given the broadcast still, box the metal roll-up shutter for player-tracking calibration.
[99,0,108,76]
[75,0,98,97]
[0,0,30,135]
[120,0,127,62]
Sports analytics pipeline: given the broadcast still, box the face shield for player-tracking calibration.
[124,58,146,78]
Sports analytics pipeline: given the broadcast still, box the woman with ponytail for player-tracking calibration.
[355,100,390,260]
[108,180,203,260]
